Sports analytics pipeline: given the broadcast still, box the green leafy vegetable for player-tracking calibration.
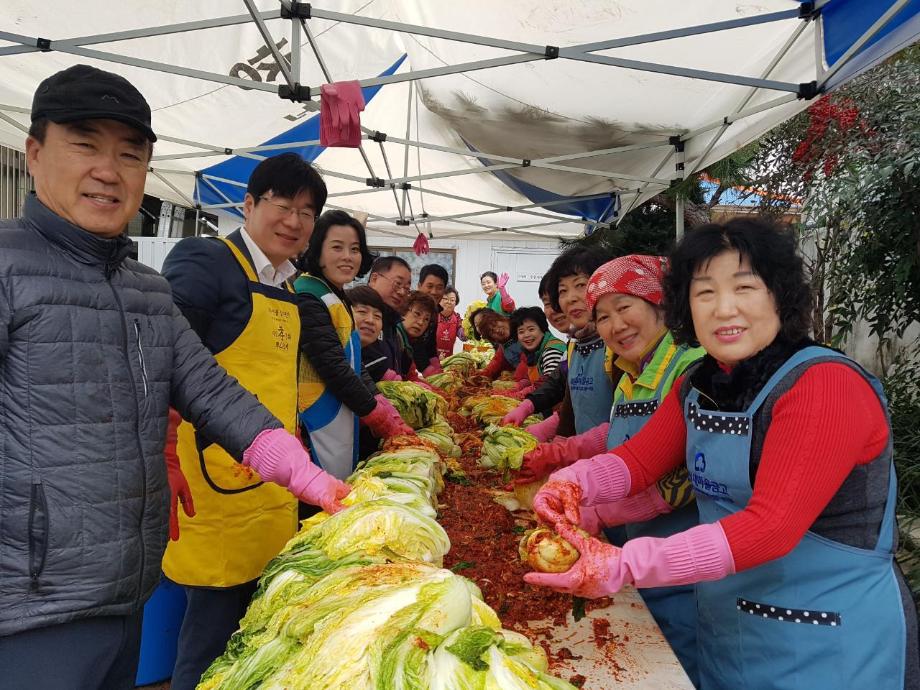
[377,380,448,429]
[479,424,538,471]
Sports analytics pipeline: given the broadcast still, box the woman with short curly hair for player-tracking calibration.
[528,217,918,690]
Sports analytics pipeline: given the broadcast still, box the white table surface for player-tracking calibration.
[526,585,695,689]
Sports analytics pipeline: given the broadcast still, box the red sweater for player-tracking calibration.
[616,363,889,571]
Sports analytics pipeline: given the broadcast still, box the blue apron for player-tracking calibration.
[686,347,906,690]
[568,337,614,435]
[606,347,700,686]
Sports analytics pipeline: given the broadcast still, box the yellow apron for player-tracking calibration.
[163,238,299,587]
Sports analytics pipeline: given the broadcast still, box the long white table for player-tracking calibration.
[526,585,694,689]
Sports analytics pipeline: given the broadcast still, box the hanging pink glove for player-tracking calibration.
[515,423,609,485]
[243,428,350,514]
[422,357,442,377]
[525,411,560,442]
[524,522,735,598]
[320,81,365,147]
[501,398,534,426]
[381,368,402,382]
[362,394,416,438]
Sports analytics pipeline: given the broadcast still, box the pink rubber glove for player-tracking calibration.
[506,386,533,401]
[497,272,510,289]
[524,522,735,598]
[550,451,632,504]
[515,423,609,485]
[422,357,442,377]
[243,429,349,514]
[525,411,560,442]
[592,485,674,528]
[501,398,534,426]
[381,368,402,382]
[362,394,416,438]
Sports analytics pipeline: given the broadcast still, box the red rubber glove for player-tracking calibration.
[362,394,416,438]
[512,355,530,386]
[422,357,442,377]
[243,428,350,513]
[515,423,608,484]
[524,522,734,598]
[497,272,510,289]
[165,408,194,541]
[500,398,534,426]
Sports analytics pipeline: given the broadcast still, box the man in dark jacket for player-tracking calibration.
[366,255,413,377]
[0,65,348,690]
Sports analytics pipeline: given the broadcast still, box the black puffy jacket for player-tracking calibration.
[0,196,277,636]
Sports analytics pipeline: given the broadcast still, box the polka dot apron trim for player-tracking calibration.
[688,402,751,436]
[737,598,841,627]
[614,400,659,418]
[573,339,605,357]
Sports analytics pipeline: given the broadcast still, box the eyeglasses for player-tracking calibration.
[259,197,316,224]
[375,272,410,294]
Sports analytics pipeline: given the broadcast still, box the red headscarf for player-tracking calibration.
[585,254,667,311]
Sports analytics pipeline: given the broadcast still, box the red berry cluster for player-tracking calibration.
[792,95,873,180]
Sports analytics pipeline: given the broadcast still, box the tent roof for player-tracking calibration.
[1,1,917,241]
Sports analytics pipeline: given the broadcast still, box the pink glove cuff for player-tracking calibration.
[620,522,735,589]
[573,423,609,458]
[381,369,402,382]
[595,484,673,528]
[551,452,631,506]
[526,411,560,442]
[243,428,323,492]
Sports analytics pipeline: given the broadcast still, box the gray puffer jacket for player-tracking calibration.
[0,196,278,636]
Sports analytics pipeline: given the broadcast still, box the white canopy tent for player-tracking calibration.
[1,0,918,242]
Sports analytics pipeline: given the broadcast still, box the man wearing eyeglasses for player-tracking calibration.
[160,152,333,690]
[366,255,414,378]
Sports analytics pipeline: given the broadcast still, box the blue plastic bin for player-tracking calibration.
[135,578,187,686]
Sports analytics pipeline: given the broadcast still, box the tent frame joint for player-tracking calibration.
[797,80,820,99]
[544,45,559,59]
[366,177,386,188]
[395,219,411,226]
[798,2,819,21]
[669,136,685,152]
[36,37,51,52]
[280,2,311,20]
[278,83,311,102]
[521,158,531,167]
[368,130,387,143]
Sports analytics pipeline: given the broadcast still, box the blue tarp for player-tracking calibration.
[817,0,920,89]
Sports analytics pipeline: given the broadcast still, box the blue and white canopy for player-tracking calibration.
[0,1,917,239]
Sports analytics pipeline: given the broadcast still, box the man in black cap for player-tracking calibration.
[0,65,348,689]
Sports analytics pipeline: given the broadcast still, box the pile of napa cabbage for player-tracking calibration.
[198,420,575,689]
